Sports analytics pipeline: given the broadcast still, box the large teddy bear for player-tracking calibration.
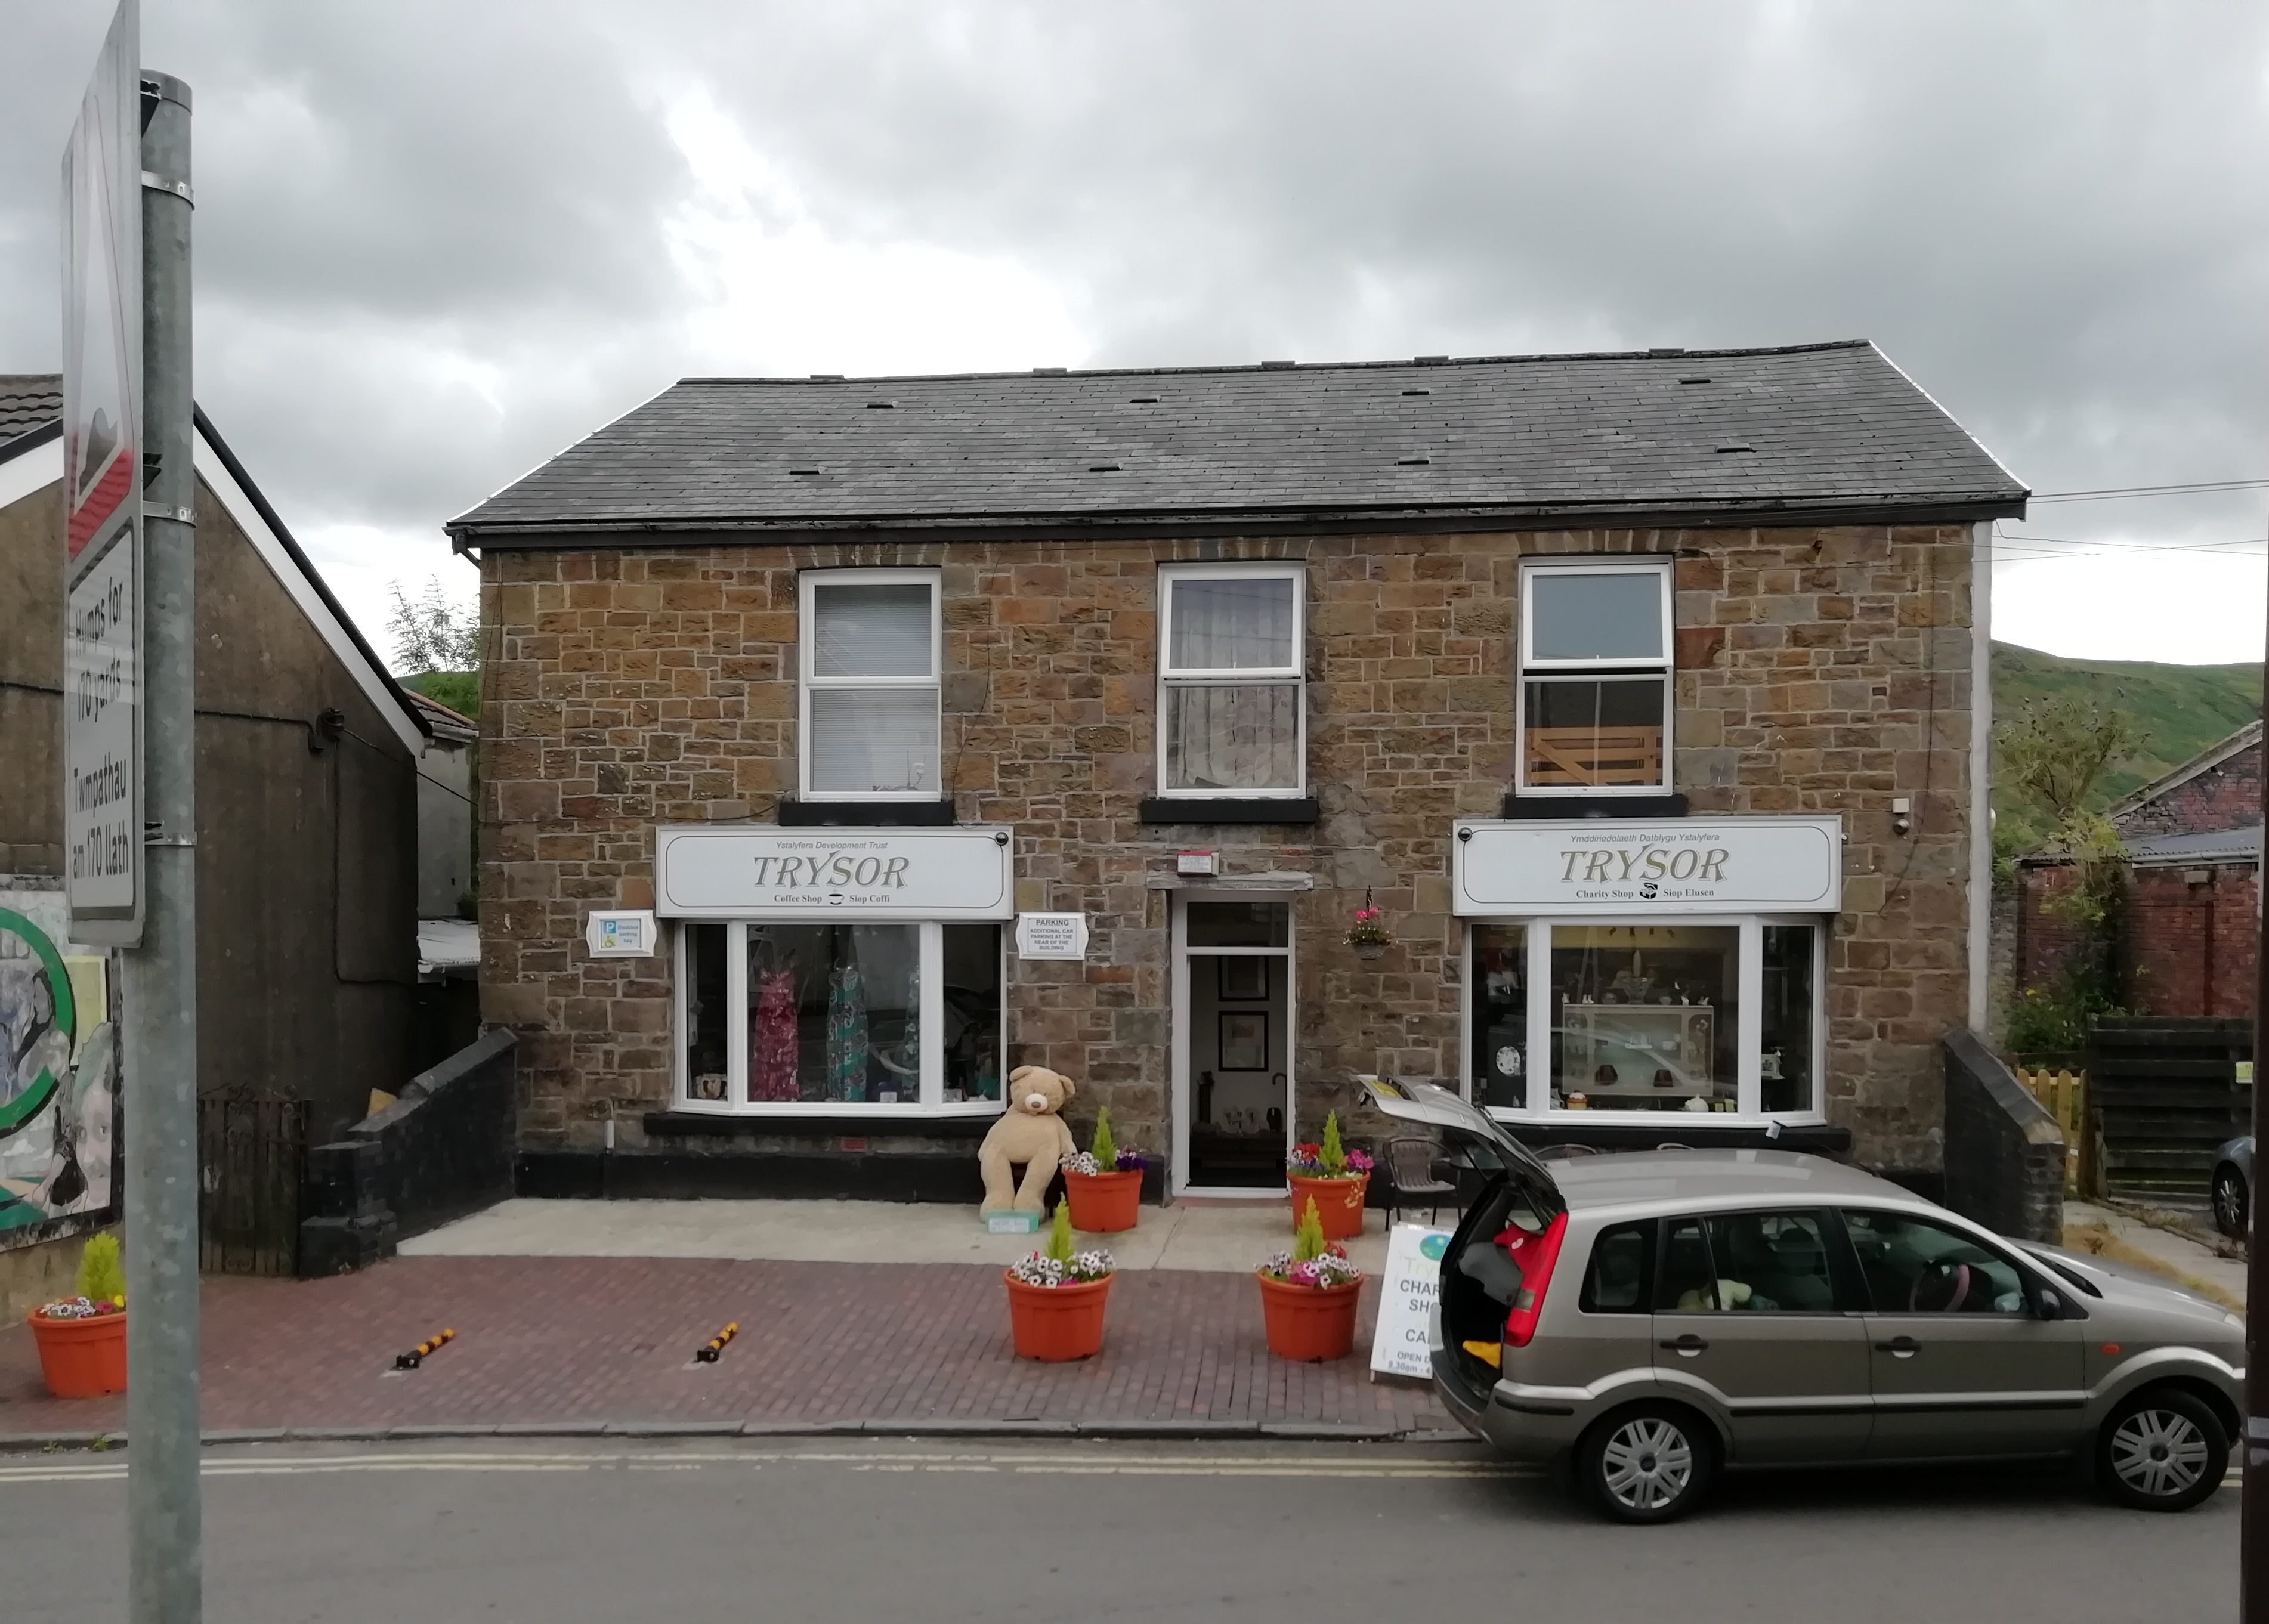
[979,1065,1078,1211]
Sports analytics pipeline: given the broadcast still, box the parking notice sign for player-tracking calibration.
[61,0,143,946]
[1369,1223,1454,1380]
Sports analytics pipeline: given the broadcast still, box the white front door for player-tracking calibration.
[1171,894,1296,1196]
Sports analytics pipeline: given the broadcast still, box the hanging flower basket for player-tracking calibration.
[29,1300,127,1399]
[1345,892,1392,960]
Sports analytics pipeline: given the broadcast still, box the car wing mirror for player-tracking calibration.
[2035,1287,2062,1321]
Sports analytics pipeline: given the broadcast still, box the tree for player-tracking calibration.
[387,578,480,673]
[1999,694,2149,829]
[1996,694,2147,1048]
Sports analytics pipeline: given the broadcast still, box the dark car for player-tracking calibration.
[2212,1136,2252,1239]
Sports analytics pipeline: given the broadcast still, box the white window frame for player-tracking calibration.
[1516,559,1674,798]
[673,920,1006,1118]
[1155,562,1307,799]
[797,567,942,802]
[1458,914,1827,1126]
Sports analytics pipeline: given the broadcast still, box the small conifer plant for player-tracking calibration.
[78,1233,125,1306]
[1008,1197,1115,1287]
[1257,1197,1361,1288]
[1090,1106,1117,1168]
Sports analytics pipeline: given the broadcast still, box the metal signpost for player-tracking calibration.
[66,4,203,1619]
[2249,561,2269,1615]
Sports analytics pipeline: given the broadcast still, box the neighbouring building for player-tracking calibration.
[0,375,440,1311]
[446,341,2026,1202]
[2013,722,2261,1020]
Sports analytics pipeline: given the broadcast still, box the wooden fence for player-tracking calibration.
[2017,1067,2092,1198]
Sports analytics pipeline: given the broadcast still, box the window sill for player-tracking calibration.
[777,797,955,827]
[1500,793,1687,819]
[1139,796,1319,825]
[647,1109,1000,1139]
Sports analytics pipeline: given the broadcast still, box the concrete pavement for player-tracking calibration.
[398,1195,1405,1275]
[2,1435,2238,1622]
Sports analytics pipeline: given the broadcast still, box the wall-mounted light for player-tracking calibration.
[1891,796,1912,837]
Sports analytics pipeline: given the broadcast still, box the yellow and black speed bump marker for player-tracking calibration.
[694,1322,739,1363]
[394,1327,456,1370]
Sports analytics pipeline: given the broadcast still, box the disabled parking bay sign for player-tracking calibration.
[1369,1223,1455,1380]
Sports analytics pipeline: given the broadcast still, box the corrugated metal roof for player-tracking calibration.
[448,340,2027,542]
[2127,826,2262,865]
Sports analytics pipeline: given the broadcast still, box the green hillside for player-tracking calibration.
[1990,641,2259,849]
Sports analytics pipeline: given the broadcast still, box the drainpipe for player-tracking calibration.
[1967,521,1993,1034]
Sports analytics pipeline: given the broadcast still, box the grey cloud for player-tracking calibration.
[1,0,2263,570]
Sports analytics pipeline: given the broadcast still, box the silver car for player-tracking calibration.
[1362,1080,2247,1523]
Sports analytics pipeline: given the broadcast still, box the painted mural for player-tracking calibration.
[0,886,118,1246]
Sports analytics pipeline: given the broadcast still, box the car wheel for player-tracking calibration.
[2213,1168,2248,1239]
[2098,1390,2228,1512]
[1578,1404,1714,1523]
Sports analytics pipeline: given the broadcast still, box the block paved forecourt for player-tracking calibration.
[0,1257,1446,1439]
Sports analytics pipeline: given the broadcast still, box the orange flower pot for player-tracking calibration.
[1288,1173,1370,1239]
[28,1308,127,1399]
[1063,1168,1142,1233]
[1256,1272,1362,1362]
[1003,1272,1113,1362]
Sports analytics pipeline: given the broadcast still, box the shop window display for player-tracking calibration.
[1548,925,1738,1112]
[682,923,729,1103]
[1469,923,1528,1109]
[678,921,1003,1113]
[1760,925,1817,1114]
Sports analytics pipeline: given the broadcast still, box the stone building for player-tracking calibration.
[0,375,438,1313]
[447,341,2026,1201]
[2013,722,2261,1020]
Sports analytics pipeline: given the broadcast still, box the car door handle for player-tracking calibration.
[1875,1336,1920,1357]
[1659,1334,1709,1356]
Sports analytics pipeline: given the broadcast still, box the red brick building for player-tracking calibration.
[2012,723,2260,1019]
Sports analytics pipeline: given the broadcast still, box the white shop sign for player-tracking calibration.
[1454,816,1841,917]
[1015,912,1089,961]
[1370,1223,1456,1380]
[654,825,1014,921]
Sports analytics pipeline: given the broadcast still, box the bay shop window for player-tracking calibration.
[656,825,1013,1116]
[1455,818,1840,1122]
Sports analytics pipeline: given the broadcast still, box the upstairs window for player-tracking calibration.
[1518,561,1672,795]
[1157,565,1305,797]
[800,569,941,800]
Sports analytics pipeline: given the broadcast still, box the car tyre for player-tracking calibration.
[2097,1389,2228,1512]
[1577,1403,1714,1524]
[2212,1167,2248,1239]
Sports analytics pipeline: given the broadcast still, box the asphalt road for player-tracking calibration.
[2,1436,2238,1621]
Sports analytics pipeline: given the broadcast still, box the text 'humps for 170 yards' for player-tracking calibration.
[70,570,127,726]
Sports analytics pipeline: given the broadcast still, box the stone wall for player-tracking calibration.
[478,523,1974,1174]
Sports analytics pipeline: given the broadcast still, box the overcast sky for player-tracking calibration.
[4,1,2265,667]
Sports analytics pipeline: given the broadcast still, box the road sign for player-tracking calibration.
[61,0,143,946]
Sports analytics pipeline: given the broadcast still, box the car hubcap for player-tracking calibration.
[1601,1418,1693,1511]
[2110,1410,2210,1499]
[2217,1179,2243,1233]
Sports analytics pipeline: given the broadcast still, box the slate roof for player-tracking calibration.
[0,375,64,450]
[447,341,2028,545]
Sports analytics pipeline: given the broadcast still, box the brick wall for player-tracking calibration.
[2115,738,2261,840]
[2128,863,2259,1018]
[478,523,1975,1174]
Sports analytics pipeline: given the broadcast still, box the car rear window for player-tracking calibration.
[1579,1222,1653,1312]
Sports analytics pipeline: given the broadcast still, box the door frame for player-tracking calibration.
[1170,889,1297,1198]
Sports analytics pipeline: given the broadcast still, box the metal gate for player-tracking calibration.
[196,1090,308,1276]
